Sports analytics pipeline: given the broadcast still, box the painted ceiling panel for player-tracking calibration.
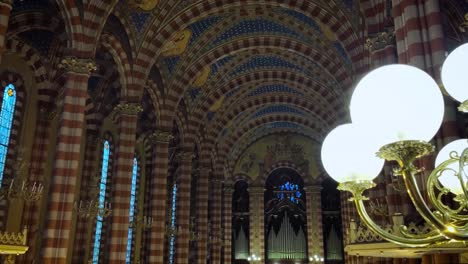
[188,16,222,44]
[231,55,302,76]
[248,84,304,97]
[251,105,306,119]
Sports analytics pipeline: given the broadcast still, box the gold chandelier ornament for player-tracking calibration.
[321,43,468,247]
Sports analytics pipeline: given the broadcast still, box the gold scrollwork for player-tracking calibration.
[147,130,173,144]
[365,30,395,52]
[58,57,97,74]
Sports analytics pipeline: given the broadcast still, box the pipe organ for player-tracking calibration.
[234,225,249,260]
[267,212,307,260]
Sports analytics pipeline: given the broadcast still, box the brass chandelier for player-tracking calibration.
[321,43,468,247]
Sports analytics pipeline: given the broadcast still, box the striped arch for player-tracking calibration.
[136,0,363,79]
[99,33,132,97]
[261,161,311,184]
[5,38,51,108]
[7,11,64,37]
[93,69,122,118]
[164,9,351,86]
[360,0,389,34]
[0,71,26,229]
[109,8,138,61]
[164,37,351,117]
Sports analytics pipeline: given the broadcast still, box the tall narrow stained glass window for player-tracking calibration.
[92,140,110,263]
[125,157,138,263]
[169,184,178,264]
[0,84,16,186]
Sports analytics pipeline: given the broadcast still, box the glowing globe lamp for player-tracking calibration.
[435,139,468,195]
[441,43,468,105]
[321,124,384,183]
[349,64,444,146]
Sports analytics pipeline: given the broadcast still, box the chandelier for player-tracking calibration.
[321,43,468,247]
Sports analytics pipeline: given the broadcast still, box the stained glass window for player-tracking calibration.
[169,184,178,264]
[276,182,301,204]
[0,84,16,187]
[125,157,138,263]
[92,140,110,263]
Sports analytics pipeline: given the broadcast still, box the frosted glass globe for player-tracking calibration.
[435,139,468,195]
[441,43,468,103]
[350,64,444,145]
[321,123,385,183]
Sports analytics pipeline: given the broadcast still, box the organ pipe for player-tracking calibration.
[234,225,249,259]
[267,212,306,260]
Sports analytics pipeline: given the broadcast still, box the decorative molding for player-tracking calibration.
[58,57,97,74]
[147,130,173,144]
[112,103,143,116]
[365,29,395,51]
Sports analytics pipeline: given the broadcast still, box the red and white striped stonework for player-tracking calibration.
[249,186,265,261]
[108,105,140,263]
[148,130,171,264]
[71,133,99,263]
[0,0,12,64]
[196,165,211,264]
[41,66,90,264]
[223,186,233,264]
[21,108,54,263]
[211,179,223,263]
[305,186,324,260]
[140,140,154,262]
[175,152,193,264]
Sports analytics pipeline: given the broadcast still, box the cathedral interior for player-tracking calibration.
[0,0,467,263]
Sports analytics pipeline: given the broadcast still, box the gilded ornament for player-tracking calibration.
[130,0,159,11]
[58,57,97,74]
[365,30,395,51]
[337,180,376,201]
[459,13,468,32]
[161,29,192,57]
[147,130,173,143]
[112,103,143,116]
[458,100,468,113]
[377,140,434,164]
[192,66,211,88]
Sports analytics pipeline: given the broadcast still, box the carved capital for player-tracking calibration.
[175,152,193,161]
[59,57,97,74]
[113,103,143,116]
[365,29,395,52]
[147,130,173,144]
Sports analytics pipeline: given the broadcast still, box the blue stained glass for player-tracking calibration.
[0,84,16,187]
[277,181,300,204]
[92,140,110,263]
[125,158,138,263]
[169,184,178,264]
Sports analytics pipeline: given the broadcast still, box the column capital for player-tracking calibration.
[199,166,211,174]
[112,103,143,116]
[147,129,173,144]
[175,151,193,161]
[365,29,395,52]
[58,57,97,74]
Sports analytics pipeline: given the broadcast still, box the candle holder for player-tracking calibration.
[0,179,43,203]
[74,200,112,219]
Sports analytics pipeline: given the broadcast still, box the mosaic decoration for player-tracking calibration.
[208,95,225,112]
[125,157,139,263]
[161,29,192,57]
[130,0,159,11]
[281,9,321,32]
[192,65,211,88]
[211,19,302,47]
[130,12,152,32]
[248,84,303,97]
[188,16,222,44]
[250,105,306,119]
[93,141,111,263]
[231,55,302,77]
[0,84,16,187]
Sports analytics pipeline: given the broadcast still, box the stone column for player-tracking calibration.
[20,108,56,263]
[41,57,96,264]
[304,185,324,260]
[0,0,12,64]
[210,179,222,263]
[249,186,264,261]
[196,166,210,264]
[147,130,172,264]
[108,103,142,263]
[223,186,233,264]
[175,152,193,264]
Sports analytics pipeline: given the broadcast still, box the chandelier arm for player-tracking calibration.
[459,148,468,199]
[353,198,446,246]
[401,163,468,239]
[427,162,468,221]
